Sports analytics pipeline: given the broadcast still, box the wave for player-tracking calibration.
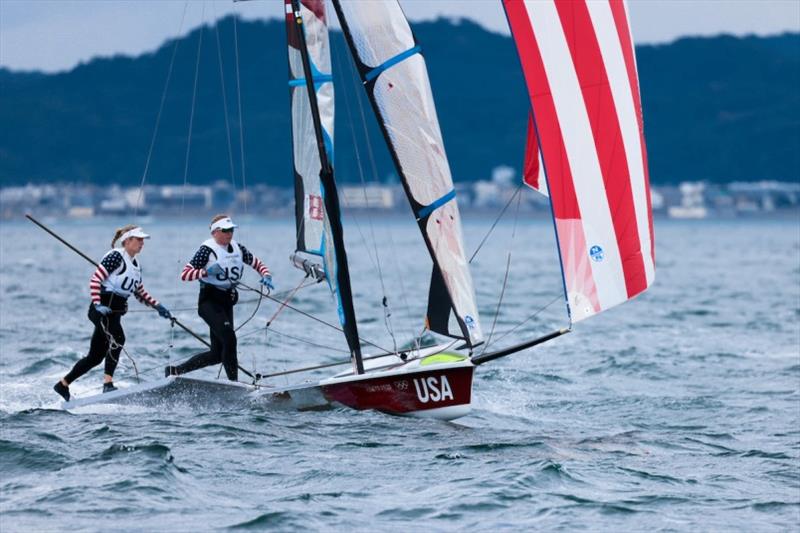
[0,439,69,475]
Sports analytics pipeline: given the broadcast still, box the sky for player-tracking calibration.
[1,0,799,73]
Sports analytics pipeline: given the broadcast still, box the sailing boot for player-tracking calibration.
[102,382,118,393]
[53,381,70,401]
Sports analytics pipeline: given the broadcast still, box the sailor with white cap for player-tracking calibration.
[168,214,273,381]
[54,224,172,401]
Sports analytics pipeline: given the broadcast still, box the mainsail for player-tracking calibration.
[285,0,333,254]
[504,0,655,323]
[332,0,483,347]
[286,0,364,373]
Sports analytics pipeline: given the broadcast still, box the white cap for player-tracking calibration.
[210,217,238,232]
[120,227,150,243]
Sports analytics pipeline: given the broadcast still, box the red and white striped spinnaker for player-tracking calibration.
[504,0,655,323]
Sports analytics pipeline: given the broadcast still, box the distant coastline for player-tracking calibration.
[3,180,798,221]
[1,21,798,189]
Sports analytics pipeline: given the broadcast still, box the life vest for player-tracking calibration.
[200,238,244,289]
[101,248,142,298]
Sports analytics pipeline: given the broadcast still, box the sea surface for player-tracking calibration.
[1,215,798,531]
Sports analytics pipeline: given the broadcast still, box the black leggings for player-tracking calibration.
[64,299,126,384]
[176,286,238,381]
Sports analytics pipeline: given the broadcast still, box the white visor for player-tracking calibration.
[210,217,238,232]
[120,227,150,242]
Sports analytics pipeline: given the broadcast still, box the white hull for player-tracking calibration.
[62,344,475,421]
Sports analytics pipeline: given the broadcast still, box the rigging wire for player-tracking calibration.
[238,321,350,354]
[331,41,400,353]
[490,293,563,346]
[468,184,523,264]
[212,2,240,202]
[480,187,524,355]
[134,1,190,216]
[232,14,249,216]
[179,4,205,220]
[173,2,206,370]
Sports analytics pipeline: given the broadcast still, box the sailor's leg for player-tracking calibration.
[219,303,238,382]
[174,300,225,374]
[103,314,125,378]
[63,306,109,384]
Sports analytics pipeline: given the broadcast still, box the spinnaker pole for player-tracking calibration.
[470,328,570,366]
[289,0,364,374]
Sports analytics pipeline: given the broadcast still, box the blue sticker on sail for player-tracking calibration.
[465,315,476,330]
[589,245,604,262]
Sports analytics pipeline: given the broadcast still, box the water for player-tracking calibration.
[1,216,798,531]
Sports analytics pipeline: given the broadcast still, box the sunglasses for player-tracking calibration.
[220,228,234,233]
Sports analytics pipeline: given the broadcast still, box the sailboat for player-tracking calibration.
[61,0,654,421]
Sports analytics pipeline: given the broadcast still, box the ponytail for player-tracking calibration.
[111,224,138,248]
[210,213,229,225]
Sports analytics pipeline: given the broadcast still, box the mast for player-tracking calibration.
[289,0,364,374]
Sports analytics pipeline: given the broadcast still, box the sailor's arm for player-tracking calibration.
[180,245,213,281]
[135,283,171,319]
[239,244,271,277]
[133,284,159,307]
[89,251,122,304]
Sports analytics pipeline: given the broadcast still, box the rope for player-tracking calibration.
[237,280,392,353]
[134,1,189,216]
[99,316,140,383]
[234,283,263,333]
[265,275,306,328]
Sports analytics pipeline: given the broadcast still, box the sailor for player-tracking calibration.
[166,215,273,381]
[53,225,172,401]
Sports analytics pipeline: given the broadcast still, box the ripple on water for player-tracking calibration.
[227,511,301,529]
[617,466,697,485]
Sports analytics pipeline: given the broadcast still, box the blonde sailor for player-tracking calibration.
[53,225,172,401]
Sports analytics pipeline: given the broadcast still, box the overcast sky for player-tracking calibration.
[1,0,799,72]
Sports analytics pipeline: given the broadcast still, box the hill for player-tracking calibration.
[1,18,798,186]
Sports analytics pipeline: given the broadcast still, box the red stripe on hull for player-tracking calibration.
[321,366,474,416]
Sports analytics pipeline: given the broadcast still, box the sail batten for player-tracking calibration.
[505,0,655,322]
[333,0,483,346]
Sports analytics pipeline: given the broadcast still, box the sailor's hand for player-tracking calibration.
[205,264,224,277]
[260,275,274,291]
[155,303,172,320]
[94,304,112,316]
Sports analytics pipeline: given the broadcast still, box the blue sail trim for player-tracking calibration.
[290,52,333,86]
[319,184,345,326]
[364,45,422,82]
[322,128,334,163]
[417,189,456,218]
[289,74,333,87]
